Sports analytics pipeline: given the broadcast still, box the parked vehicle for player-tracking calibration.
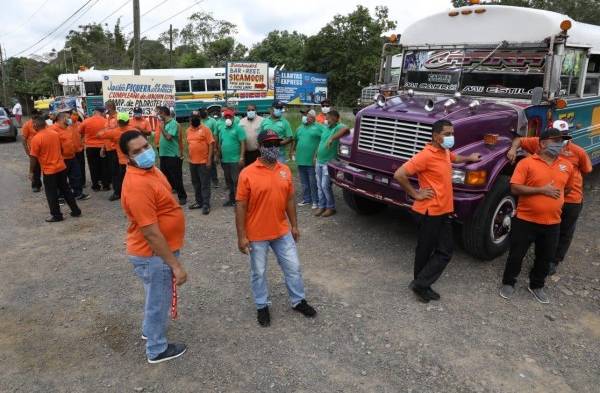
[329,4,599,260]
[0,107,18,142]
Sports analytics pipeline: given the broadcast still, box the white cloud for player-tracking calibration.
[0,0,452,60]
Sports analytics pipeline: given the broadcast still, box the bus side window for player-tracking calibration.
[585,55,600,96]
[206,79,221,91]
[191,80,206,92]
[175,80,190,93]
[221,79,227,91]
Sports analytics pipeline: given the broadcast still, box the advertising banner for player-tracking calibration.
[102,75,176,115]
[274,71,328,105]
[226,62,269,91]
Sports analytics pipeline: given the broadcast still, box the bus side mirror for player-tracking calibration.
[531,87,543,105]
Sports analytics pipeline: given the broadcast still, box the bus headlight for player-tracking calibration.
[374,94,386,108]
[339,144,351,157]
[452,169,466,184]
[453,169,488,185]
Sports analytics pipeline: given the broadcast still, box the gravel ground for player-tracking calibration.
[1,136,599,393]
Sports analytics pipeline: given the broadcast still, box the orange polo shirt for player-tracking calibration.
[80,115,107,148]
[70,122,84,152]
[29,127,66,175]
[187,125,214,164]
[520,137,592,204]
[130,117,152,135]
[56,126,76,159]
[21,119,37,151]
[121,165,185,257]
[402,144,457,216]
[236,160,294,241]
[316,113,327,124]
[511,154,575,225]
[98,126,135,165]
[104,114,118,151]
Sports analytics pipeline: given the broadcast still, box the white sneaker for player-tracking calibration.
[297,201,310,207]
[311,203,318,209]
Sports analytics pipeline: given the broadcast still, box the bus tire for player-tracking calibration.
[461,175,515,261]
[343,189,386,215]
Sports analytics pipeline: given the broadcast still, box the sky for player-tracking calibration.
[0,0,454,60]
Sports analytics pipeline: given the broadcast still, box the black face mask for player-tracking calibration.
[190,116,201,127]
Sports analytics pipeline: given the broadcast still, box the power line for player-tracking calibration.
[100,0,132,24]
[10,0,95,58]
[140,0,203,35]
[122,0,169,29]
[0,0,52,38]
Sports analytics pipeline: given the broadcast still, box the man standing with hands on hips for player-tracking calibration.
[119,130,188,364]
[235,130,316,327]
[394,120,481,303]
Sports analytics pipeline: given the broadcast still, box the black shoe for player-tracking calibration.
[223,200,235,207]
[293,299,317,317]
[45,216,63,223]
[410,282,430,303]
[189,202,202,209]
[76,193,90,201]
[425,287,441,301]
[32,187,41,193]
[147,343,187,364]
[91,185,101,192]
[212,181,219,188]
[178,198,187,206]
[58,198,65,205]
[257,306,271,327]
[101,186,111,191]
[548,262,558,276]
[70,210,82,217]
[202,206,210,215]
[108,194,120,201]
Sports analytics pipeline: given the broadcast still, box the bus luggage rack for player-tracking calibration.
[357,116,432,161]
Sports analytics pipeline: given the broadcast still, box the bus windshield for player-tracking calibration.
[401,48,547,99]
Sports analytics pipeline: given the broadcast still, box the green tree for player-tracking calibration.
[177,51,208,68]
[179,12,237,50]
[304,5,397,106]
[127,38,170,69]
[205,37,247,66]
[247,30,307,70]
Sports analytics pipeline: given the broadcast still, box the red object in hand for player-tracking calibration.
[171,276,178,320]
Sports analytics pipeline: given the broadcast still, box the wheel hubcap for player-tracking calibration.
[491,196,516,245]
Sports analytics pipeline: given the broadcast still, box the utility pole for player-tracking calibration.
[0,44,8,106]
[133,0,141,75]
[169,24,173,68]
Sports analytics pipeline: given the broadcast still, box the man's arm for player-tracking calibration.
[286,193,300,242]
[239,140,246,165]
[29,156,38,179]
[235,200,250,254]
[326,127,350,148]
[140,224,188,285]
[22,139,30,156]
[507,137,522,163]
[453,153,481,164]
[161,121,174,140]
[207,143,213,168]
[393,165,434,201]
[511,183,560,198]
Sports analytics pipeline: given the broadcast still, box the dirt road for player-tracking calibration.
[1,137,599,393]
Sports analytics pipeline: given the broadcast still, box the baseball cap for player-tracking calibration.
[540,128,571,141]
[552,119,569,132]
[272,100,285,109]
[117,112,130,122]
[320,99,331,106]
[258,130,282,144]
[133,107,143,115]
[300,109,317,117]
[222,108,234,118]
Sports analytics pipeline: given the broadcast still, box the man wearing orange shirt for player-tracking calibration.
[394,120,481,303]
[187,113,214,214]
[80,107,110,191]
[130,107,152,136]
[119,130,188,364]
[21,110,42,192]
[501,128,575,304]
[236,130,316,327]
[103,101,118,191]
[54,112,89,200]
[315,99,331,125]
[28,116,81,222]
[98,112,135,200]
[507,120,592,276]
[71,110,86,188]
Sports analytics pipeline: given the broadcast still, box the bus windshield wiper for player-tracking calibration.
[465,40,509,74]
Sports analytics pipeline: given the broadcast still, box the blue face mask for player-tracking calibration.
[441,135,455,150]
[66,118,73,126]
[301,115,308,125]
[273,108,282,118]
[247,111,256,119]
[133,147,156,169]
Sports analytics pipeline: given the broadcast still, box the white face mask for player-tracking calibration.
[322,106,331,114]
[225,118,233,127]
[45,119,53,126]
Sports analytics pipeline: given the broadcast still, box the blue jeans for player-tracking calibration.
[298,165,318,204]
[249,233,306,309]
[129,252,178,359]
[315,162,335,209]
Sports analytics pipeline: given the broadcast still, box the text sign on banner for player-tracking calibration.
[102,75,176,115]
[274,71,328,105]
[226,62,269,91]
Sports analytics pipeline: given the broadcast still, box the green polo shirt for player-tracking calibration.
[219,124,246,163]
[159,119,180,157]
[317,122,347,164]
[202,117,218,136]
[295,123,324,166]
[260,116,293,153]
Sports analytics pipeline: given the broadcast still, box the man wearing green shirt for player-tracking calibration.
[199,108,220,187]
[158,106,187,205]
[292,109,322,209]
[216,108,246,206]
[315,109,350,218]
[259,101,293,162]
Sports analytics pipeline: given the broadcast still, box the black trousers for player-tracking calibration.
[43,170,80,219]
[160,156,187,200]
[31,160,42,189]
[76,151,86,187]
[502,217,560,289]
[189,163,211,207]
[555,202,583,264]
[412,213,454,289]
[245,150,260,166]
[106,150,118,189]
[222,162,240,202]
[210,154,219,183]
[86,147,108,188]
[113,164,126,197]
[65,158,83,196]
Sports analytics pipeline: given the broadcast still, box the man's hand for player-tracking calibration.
[172,265,188,286]
[414,188,435,201]
[326,139,332,149]
[539,181,561,199]
[291,226,300,242]
[468,153,482,162]
[507,148,518,164]
[238,237,250,254]
[99,147,106,158]
[239,158,245,167]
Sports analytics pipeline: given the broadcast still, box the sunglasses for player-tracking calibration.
[262,141,280,148]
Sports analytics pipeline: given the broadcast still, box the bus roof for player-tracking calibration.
[400,5,600,54]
